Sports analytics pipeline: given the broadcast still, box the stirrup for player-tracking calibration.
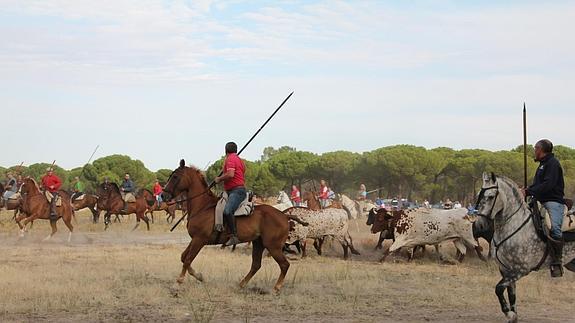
[225,235,240,246]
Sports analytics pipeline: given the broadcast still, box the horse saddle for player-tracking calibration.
[214,191,254,231]
[540,203,575,233]
[44,191,62,207]
[74,194,85,201]
[122,193,136,203]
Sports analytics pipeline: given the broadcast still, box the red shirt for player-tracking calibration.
[223,153,245,191]
[319,185,328,199]
[153,183,163,196]
[41,174,62,193]
[291,188,301,203]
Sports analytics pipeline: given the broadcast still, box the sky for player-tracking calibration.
[1,0,574,171]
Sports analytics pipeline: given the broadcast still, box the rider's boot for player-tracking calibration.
[49,192,59,222]
[548,236,564,278]
[224,212,240,246]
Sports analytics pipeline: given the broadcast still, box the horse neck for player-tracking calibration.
[493,181,533,242]
[185,171,218,214]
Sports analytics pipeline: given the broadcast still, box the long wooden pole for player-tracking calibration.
[523,103,528,190]
[169,91,294,232]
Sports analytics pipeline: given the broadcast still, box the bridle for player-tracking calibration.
[475,183,546,272]
[163,168,212,209]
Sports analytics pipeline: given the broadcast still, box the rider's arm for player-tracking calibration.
[527,160,560,197]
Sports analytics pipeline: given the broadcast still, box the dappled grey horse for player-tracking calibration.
[475,173,575,323]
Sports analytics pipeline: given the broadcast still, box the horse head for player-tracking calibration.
[476,172,525,222]
[19,177,39,196]
[162,159,213,204]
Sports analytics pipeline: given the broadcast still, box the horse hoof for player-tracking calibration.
[505,311,518,323]
[176,277,185,284]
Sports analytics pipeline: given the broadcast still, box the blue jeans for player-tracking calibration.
[156,195,162,205]
[224,187,246,232]
[544,201,565,239]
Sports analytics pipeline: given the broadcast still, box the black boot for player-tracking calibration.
[548,236,564,278]
[50,192,58,222]
[224,212,240,246]
[564,259,575,272]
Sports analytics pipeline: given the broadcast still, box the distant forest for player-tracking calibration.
[3,144,574,204]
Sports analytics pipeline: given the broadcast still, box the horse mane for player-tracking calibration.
[186,165,217,199]
[106,182,122,195]
[495,176,524,203]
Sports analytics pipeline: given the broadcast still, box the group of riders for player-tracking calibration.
[0,139,569,277]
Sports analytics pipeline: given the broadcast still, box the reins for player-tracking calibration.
[477,182,549,272]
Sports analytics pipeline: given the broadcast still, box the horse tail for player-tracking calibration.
[287,214,308,227]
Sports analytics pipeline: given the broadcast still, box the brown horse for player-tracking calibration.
[302,191,343,210]
[15,178,74,241]
[162,160,307,293]
[146,201,178,224]
[97,182,154,231]
[72,194,100,223]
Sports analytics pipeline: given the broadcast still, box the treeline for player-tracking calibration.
[2,145,575,204]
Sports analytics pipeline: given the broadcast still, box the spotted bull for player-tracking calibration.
[284,207,360,260]
[388,208,480,261]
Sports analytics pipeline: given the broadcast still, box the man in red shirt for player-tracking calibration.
[214,142,246,246]
[291,185,301,207]
[41,167,62,220]
[318,179,329,208]
[153,179,163,208]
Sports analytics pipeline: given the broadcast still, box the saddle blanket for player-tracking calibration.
[542,204,575,233]
[214,191,254,232]
[122,193,136,203]
[44,191,62,207]
[7,192,21,200]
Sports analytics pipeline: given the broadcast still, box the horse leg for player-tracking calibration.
[508,281,517,315]
[177,239,206,284]
[43,221,58,241]
[104,212,111,230]
[407,247,415,261]
[266,245,290,293]
[90,208,98,223]
[63,214,74,243]
[239,238,264,289]
[379,245,392,262]
[340,238,349,260]
[301,240,307,258]
[495,275,518,323]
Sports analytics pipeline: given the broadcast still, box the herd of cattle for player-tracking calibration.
[273,192,494,263]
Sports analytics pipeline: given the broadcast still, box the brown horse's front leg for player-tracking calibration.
[239,238,264,289]
[178,238,207,284]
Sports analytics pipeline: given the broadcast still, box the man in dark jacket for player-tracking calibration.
[120,173,135,213]
[525,139,566,277]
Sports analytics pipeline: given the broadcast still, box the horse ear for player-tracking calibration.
[491,172,496,183]
[179,159,185,168]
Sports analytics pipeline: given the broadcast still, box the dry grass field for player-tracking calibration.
[0,208,574,322]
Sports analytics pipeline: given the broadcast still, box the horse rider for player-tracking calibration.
[120,173,135,213]
[318,180,329,208]
[71,176,84,202]
[153,179,163,208]
[357,184,367,201]
[523,139,567,277]
[214,142,246,246]
[41,167,62,221]
[2,172,18,201]
[290,185,302,207]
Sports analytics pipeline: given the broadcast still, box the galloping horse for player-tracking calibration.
[96,182,154,231]
[475,173,575,323]
[72,194,100,223]
[162,160,307,293]
[15,178,74,241]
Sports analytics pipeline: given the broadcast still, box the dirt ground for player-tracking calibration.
[0,208,574,322]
